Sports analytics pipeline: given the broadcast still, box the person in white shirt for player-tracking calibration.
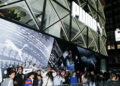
[42,68,56,86]
[81,73,88,84]
[53,71,65,86]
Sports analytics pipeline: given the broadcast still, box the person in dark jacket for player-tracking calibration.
[33,70,42,86]
[14,66,25,86]
[89,71,96,86]
[96,73,105,86]
[63,70,70,85]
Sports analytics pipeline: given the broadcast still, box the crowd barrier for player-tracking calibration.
[59,81,120,86]
[71,83,83,86]
[0,82,120,86]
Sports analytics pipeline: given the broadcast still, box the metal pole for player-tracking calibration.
[87,27,89,48]
[86,0,89,48]
[97,0,100,53]
[40,0,47,31]
[69,0,72,42]
[24,0,40,30]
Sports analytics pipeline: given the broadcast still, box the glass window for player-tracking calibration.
[43,0,59,29]
[0,1,39,29]
[0,0,20,6]
[107,45,115,50]
[55,0,70,10]
[26,0,44,28]
[107,45,111,50]
[117,44,120,49]
[51,0,69,19]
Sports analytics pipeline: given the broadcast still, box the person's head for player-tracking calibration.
[84,72,88,78]
[61,70,65,76]
[37,70,41,76]
[47,70,54,81]
[77,70,80,73]
[7,68,16,79]
[12,67,16,72]
[29,72,35,79]
[99,74,104,78]
[111,73,117,81]
[17,66,23,74]
[73,72,76,77]
[65,70,69,76]
[46,68,51,72]
[90,71,95,75]
[57,71,61,76]
[116,74,120,81]
[68,50,72,58]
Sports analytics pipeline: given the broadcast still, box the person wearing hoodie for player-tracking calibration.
[25,72,35,86]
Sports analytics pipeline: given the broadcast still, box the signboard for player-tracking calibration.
[115,30,120,41]
[72,2,102,35]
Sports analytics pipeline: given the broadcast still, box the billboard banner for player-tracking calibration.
[50,38,107,72]
[0,18,54,69]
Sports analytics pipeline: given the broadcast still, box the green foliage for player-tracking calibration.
[0,7,26,21]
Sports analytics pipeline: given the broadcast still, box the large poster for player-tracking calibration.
[0,18,54,69]
[50,38,107,72]
[77,47,100,72]
[48,38,79,71]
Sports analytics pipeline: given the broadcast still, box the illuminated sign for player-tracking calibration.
[115,30,120,41]
[72,2,102,34]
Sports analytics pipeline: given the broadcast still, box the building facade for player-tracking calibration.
[0,0,107,56]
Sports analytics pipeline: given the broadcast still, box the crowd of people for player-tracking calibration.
[0,66,120,86]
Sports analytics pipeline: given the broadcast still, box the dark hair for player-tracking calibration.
[57,71,61,76]
[73,71,76,74]
[84,72,88,79]
[37,70,42,78]
[89,73,96,82]
[27,72,35,78]
[37,70,41,72]
[47,72,53,81]
[17,66,23,71]
[7,68,16,77]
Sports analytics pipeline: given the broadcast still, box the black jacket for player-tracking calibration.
[14,73,25,86]
[33,76,43,86]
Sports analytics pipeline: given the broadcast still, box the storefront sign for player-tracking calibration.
[115,30,120,41]
[72,2,102,34]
